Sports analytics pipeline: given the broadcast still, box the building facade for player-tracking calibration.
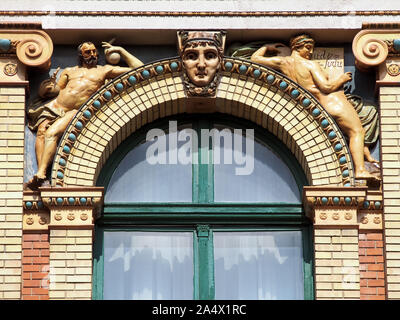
[0,0,400,300]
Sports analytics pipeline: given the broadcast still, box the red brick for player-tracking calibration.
[366,248,383,256]
[39,295,49,300]
[32,257,48,264]
[40,249,50,257]
[367,264,384,271]
[360,295,386,300]
[32,288,48,295]
[360,271,379,279]
[374,241,384,248]
[359,241,375,248]
[22,257,33,265]
[366,233,383,241]
[375,256,384,263]
[377,288,386,295]
[21,288,31,295]
[23,249,40,257]
[22,272,31,280]
[359,256,375,263]
[23,234,41,241]
[360,287,377,295]
[368,280,385,287]
[33,242,49,249]
[359,248,367,255]
[22,295,41,300]
[360,279,368,287]
[23,280,42,287]
[22,242,33,249]
[31,272,48,280]
[22,265,41,272]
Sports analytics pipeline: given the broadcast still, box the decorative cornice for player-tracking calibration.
[39,187,104,228]
[362,23,400,30]
[1,10,400,18]
[303,186,383,229]
[23,191,49,231]
[0,22,42,30]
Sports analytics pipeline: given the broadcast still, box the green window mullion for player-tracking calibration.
[302,226,315,300]
[196,225,215,300]
[92,225,104,300]
[193,120,214,204]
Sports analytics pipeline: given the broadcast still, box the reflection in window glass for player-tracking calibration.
[105,128,193,202]
[213,127,300,202]
[103,232,194,300]
[214,231,304,300]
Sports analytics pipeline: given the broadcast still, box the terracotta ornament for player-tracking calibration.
[177,30,226,96]
[25,41,144,190]
[251,34,379,180]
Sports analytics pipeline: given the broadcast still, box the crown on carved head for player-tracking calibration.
[177,30,226,55]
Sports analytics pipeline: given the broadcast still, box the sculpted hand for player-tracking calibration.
[39,67,61,98]
[264,43,286,56]
[342,72,352,83]
[50,67,60,83]
[102,41,123,55]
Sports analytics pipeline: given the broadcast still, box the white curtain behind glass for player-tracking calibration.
[214,127,301,202]
[103,232,194,300]
[105,128,193,203]
[214,231,304,300]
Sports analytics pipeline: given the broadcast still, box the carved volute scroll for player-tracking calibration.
[0,29,53,70]
[353,29,400,74]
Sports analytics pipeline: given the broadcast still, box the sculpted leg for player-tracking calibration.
[326,98,376,179]
[35,120,50,168]
[26,110,77,189]
[364,146,379,164]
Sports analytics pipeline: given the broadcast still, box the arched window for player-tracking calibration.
[93,114,313,300]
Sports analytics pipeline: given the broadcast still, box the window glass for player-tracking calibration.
[213,231,304,300]
[105,128,193,202]
[213,127,301,202]
[103,231,194,300]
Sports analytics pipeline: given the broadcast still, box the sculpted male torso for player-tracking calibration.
[52,64,122,111]
[251,35,378,179]
[26,41,143,189]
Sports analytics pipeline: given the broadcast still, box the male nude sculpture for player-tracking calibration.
[251,34,378,179]
[26,41,143,189]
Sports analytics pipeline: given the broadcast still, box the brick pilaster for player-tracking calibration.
[314,228,360,299]
[0,85,26,299]
[21,232,49,300]
[40,187,103,300]
[380,86,400,299]
[359,231,386,300]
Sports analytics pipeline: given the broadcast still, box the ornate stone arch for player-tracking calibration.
[50,57,355,188]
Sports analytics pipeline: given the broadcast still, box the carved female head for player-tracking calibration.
[178,31,226,96]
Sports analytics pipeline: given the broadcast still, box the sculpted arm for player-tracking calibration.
[250,44,284,70]
[38,67,67,99]
[309,62,352,94]
[102,42,144,77]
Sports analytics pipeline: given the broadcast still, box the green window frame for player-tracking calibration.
[92,114,314,300]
